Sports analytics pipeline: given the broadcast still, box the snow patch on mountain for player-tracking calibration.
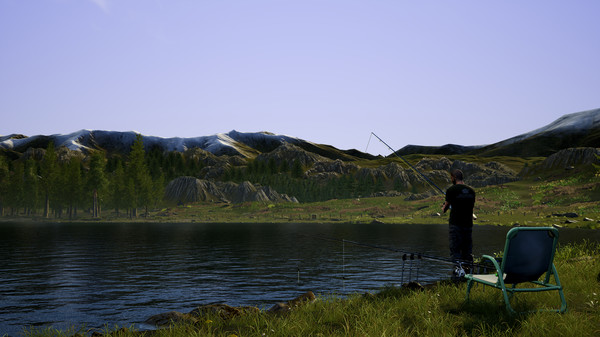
[496,108,600,146]
[0,129,303,157]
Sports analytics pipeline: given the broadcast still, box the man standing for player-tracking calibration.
[442,169,476,276]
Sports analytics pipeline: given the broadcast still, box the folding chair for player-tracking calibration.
[465,226,567,314]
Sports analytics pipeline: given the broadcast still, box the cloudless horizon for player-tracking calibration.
[1,1,599,155]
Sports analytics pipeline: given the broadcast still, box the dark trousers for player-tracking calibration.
[449,224,473,265]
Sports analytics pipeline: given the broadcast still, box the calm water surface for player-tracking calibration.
[0,221,598,335]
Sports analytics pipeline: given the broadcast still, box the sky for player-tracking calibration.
[1,0,599,155]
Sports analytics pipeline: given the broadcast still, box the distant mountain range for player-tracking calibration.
[0,129,377,161]
[1,108,599,159]
[396,108,600,157]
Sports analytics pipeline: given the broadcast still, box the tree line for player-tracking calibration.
[224,158,388,202]
[0,135,394,218]
[0,134,175,219]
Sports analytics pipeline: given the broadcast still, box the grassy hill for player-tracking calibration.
[79,157,599,230]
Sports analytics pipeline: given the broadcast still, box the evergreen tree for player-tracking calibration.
[151,173,165,209]
[255,160,266,177]
[247,160,256,175]
[127,134,152,217]
[87,151,108,218]
[173,153,185,177]
[108,159,127,216]
[185,157,203,177]
[291,159,303,179]
[52,162,68,218]
[65,157,83,219]
[125,177,136,218]
[0,156,10,216]
[7,161,25,215]
[267,158,278,175]
[40,142,58,218]
[147,148,164,179]
[23,159,39,215]
[279,160,289,173]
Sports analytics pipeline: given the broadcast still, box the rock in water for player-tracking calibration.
[268,291,317,314]
[144,311,199,326]
[189,303,260,319]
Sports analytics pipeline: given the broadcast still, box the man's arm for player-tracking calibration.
[442,201,450,213]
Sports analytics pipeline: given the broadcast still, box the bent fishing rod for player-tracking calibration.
[368,132,446,196]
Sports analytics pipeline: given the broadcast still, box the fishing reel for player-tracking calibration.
[453,263,466,278]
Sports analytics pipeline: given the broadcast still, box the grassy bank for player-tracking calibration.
[1,165,598,229]
[22,241,600,337]
[6,176,599,230]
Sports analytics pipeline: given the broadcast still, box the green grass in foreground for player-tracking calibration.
[20,241,600,337]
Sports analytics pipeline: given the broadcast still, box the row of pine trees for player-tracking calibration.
[0,134,395,218]
[0,135,164,219]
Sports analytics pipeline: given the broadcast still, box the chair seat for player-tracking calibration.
[468,273,504,285]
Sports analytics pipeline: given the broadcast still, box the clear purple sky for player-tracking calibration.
[1,1,599,155]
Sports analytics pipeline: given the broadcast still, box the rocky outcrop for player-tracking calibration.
[164,177,228,203]
[20,146,86,162]
[325,157,517,193]
[220,181,272,203]
[164,177,298,204]
[306,159,359,176]
[21,147,47,161]
[199,162,231,180]
[519,147,600,176]
[182,147,221,167]
[298,155,519,200]
[415,157,453,171]
[449,160,518,187]
[539,147,599,170]
[255,142,330,168]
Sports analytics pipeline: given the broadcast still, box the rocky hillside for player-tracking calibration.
[164,177,298,204]
[519,147,600,176]
[302,154,519,195]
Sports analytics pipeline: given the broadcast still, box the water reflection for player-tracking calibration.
[0,222,598,335]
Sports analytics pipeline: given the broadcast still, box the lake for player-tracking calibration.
[1,221,598,335]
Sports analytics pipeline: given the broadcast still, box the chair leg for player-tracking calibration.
[508,284,517,300]
[557,288,567,313]
[465,279,474,301]
[501,288,517,315]
[552,265,568,313]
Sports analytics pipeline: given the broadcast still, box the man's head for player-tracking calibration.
[450,169,464,185]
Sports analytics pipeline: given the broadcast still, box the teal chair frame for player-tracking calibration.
[465,227,567,314]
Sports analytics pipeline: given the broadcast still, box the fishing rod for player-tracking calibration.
[368,132,446,196]
[304,234,491,274]
[305,234,457,265]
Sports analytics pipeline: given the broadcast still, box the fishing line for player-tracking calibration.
[417,254,422,282]
[342,239,345,291]
[303,234,490,272]
[369,132,446,196]
[408,253,414,282]
[401,254,406,284]
[365,132,373,153]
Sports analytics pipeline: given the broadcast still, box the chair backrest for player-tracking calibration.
[500,227,559,284]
